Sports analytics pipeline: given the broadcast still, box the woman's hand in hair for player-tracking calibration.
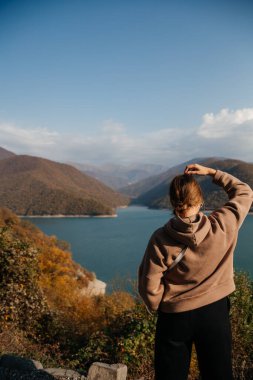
[184,164,216,176]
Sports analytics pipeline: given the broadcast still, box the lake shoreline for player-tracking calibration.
[19,208,253,218]
[19,205,131,218]
[20,214,118,218]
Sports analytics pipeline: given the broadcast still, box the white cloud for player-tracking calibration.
[1,107,253,166]
[198,108,253,138]
[194,107,253,163]
[102,119,125,134]
[0,123,58,143]
[0,123,59,155]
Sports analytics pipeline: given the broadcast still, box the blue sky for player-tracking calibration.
[0,0,253,165]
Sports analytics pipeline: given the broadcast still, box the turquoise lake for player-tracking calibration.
[27,206,253,286]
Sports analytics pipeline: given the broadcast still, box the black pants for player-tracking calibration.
[155,297,233,380]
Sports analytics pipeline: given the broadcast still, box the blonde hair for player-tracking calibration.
[169,174,203,215]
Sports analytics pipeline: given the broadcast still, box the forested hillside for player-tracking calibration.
[124,158,253,210]
[0,207,134,373]
[0,155,129,215]
[0,207,252,379]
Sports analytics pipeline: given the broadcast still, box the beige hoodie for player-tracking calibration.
[138,170,253,313]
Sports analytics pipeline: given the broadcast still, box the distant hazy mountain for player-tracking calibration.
[0,155,129,216]
[120,157,222,197]
[68,162,168,189]
[124,158,253,210]
[0,146,15,160]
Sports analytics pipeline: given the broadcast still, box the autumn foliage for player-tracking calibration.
[0,207,252,379]
[0,208,134,363]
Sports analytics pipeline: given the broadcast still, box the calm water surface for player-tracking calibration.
[27,206,253,284]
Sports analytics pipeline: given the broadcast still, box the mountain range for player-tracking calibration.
[69,161,167,189]
[121,158,253,210]
[0,146,252,214]
[0,153,129,216]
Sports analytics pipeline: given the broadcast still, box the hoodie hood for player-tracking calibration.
[164,212,211,248]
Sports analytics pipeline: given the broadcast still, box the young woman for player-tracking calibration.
[138,163,253,380]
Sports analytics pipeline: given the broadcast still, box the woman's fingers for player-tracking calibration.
[184,164,200,174]
[184,164,216,176]
[184,164,208,175]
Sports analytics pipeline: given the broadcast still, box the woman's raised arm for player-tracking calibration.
[184,163,216,176]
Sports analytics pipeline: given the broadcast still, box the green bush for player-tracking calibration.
[0,225,49,335]
[230,272,253,380]
[76,302,156,379]
[76,272,253,380]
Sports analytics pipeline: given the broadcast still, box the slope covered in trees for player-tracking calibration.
[119,157,221,197]
[0,207,252,379]
[0,155,129,215]
[0,207,95,325]
[123,158,253,210]
[0,207,134,370]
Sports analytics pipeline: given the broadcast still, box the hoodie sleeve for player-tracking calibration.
[138,233,167,312]
[209,170,253,231]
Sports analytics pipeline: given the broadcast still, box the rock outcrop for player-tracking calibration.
[85,278,107,296]
[0,355,130,380]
